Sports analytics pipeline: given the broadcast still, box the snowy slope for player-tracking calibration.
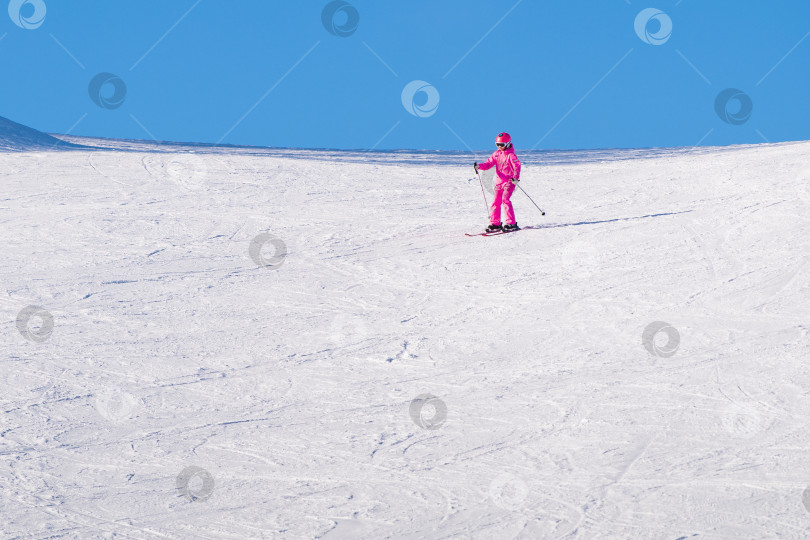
[2,130,810,538]
[0,115,84,152]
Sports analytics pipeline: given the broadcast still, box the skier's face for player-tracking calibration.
[496,142,506,150]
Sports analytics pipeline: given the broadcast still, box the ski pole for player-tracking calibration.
[514,182,545,216]
[476,169,491,219]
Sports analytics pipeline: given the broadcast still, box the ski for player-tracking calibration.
[466,227,522,237]
[465,225,542,237]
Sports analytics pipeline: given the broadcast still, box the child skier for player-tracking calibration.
[474,132,522,232]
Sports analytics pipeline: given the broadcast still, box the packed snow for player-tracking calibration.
[2,121,810,538]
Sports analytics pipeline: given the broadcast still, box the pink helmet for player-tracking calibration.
[495,132,512,147]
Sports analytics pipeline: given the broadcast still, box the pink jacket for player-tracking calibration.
[478,146,521,184]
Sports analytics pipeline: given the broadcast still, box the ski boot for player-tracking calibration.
[486,224,503,233]
[503,223,520,231]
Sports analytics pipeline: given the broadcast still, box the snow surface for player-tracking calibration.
[2,124,810,538]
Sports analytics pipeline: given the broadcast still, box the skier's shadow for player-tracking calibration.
[527,210,692,230]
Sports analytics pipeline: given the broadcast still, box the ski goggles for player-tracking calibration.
[496,142,507,148]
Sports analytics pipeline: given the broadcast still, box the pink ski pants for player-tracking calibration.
[491,181,516,226]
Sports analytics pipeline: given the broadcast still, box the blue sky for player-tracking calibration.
[2,0,809,150]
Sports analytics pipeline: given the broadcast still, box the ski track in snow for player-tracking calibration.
[2,138,810,538]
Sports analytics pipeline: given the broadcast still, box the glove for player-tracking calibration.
[512,178,519,184]
[474,162,479,173]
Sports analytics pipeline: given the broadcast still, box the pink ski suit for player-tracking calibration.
[477,146,522,226]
